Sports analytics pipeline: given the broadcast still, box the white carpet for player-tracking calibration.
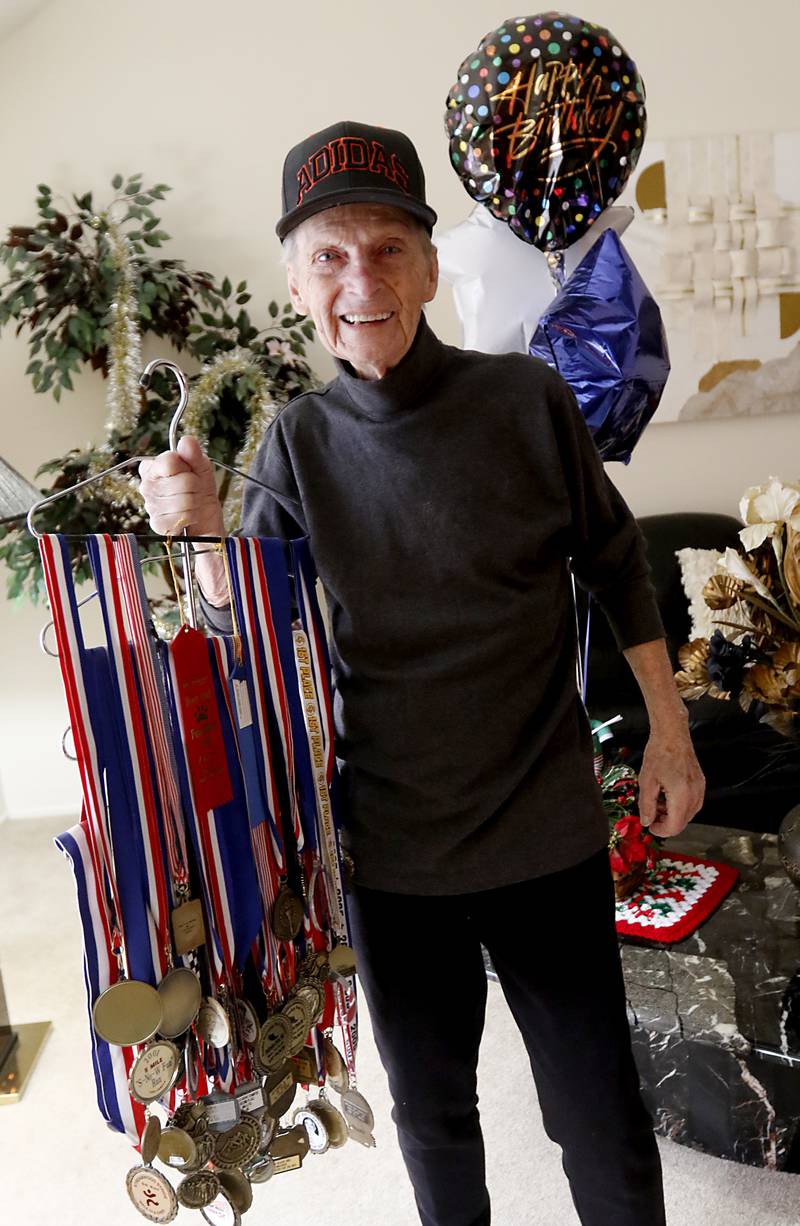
[1,816,799,1225]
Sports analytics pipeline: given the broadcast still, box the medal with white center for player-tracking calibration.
[125,1166,178,1223]
[312,1098,349,1148]
[293,1103,330,1154]
[129,1039,183,1105]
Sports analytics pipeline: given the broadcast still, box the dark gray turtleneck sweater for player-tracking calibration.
[201,316,665,895]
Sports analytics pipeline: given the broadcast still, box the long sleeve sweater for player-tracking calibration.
[201,315,665,895]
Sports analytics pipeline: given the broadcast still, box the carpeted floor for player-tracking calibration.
[1,816,799,1225]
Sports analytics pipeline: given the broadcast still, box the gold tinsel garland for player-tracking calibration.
[105,219,144,442]
[179,346,281,531]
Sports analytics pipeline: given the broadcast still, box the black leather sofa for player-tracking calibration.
[576,512,799,834]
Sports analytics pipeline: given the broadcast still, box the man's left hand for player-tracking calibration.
[637,728,705,838]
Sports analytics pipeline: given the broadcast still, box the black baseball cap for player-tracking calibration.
[276,120,438,242]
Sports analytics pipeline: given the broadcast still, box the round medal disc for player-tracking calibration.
[129,1040,183,1106]
[217,1169,253,1215]
[126,1165,178,1223]
[281,997,311,1057]
[313,1100,349,1148]
[271,885,305,942]
[94,980,163,1047]
[339,1088,375,1132]
[196,997,231,1048]
[157,1126,198,1170]
[263,1060,298,1120]
[213,1117,260,1170]
[293,1105,330,1154]
[141,1115,162,1166]
[158,968,202,1039]
[327,943,358,977]
[294,981,325,1026]
[323,1038,349,1094]
[268,1122,310,1160]
[255,1012,292,1074]
[177,1169,221,1210]
[234,997,260,1046]
[181,1128,215,1173]
[200,1193,241,1226]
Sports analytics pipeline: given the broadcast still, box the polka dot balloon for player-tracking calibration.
[444,11,647,252]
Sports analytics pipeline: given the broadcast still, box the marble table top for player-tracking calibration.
[620,821,800,1064]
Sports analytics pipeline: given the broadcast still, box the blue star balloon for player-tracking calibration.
[529,228,670,463]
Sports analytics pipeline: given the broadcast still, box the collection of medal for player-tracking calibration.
[42,532,374,1225]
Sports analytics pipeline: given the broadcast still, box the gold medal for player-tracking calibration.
[158,967,202,1039]
[181,1128,215,1173]
[233,997,260,1046]
[196,996,231,1048]
[268,1122,310,1162]
[125,1165,179,1223]
[129,1039,182,1105]
[157,1126,198,1171]
[291,1045,318,1085]
[281,996,311,1057]
[263,1060,298,1119]
[327,943,357,978]
[93,980,162,1046]
[254,1011,292,1074]
[177,1169,221,1210]
[322,1037,349,1094]
[171,897,206,955]
[141,1115,162,1166]
[213,1116,260,1169]
[294,980,325,1025]
[217,1168,253,1214]
[271,884,305,941]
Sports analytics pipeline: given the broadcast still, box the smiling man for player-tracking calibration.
[139,120,704,1226]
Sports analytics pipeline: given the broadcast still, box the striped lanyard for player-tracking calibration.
[85,534,174,979]
[289,538,359,1079]
[55,818,144,1144]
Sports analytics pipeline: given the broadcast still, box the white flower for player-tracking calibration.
[738,477,800,552]
[722,547,774,601]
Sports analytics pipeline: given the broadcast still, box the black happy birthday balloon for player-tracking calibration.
[444,12,647,252]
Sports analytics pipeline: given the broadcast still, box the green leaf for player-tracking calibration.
[221,277,231,298]
[268,301,278,319]
[112,174,123,189]
[236,293,251,305]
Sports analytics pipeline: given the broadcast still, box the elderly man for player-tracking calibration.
[140,120,704,1226]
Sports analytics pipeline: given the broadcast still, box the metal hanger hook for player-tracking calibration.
[138,359,189,452]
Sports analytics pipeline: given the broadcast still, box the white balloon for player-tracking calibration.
[434,205,635,355]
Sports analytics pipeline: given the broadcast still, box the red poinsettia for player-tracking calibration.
[608,814,654,875]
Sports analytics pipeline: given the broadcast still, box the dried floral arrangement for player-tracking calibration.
[674,478,800,741]
[0,174,319,608]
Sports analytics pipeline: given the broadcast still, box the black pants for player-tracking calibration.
[347,848,665,1226]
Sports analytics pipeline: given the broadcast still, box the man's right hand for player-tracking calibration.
[138,435,224,539]
[138,436,230,607]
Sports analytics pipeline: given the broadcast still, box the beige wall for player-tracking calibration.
[1,0,798,818]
